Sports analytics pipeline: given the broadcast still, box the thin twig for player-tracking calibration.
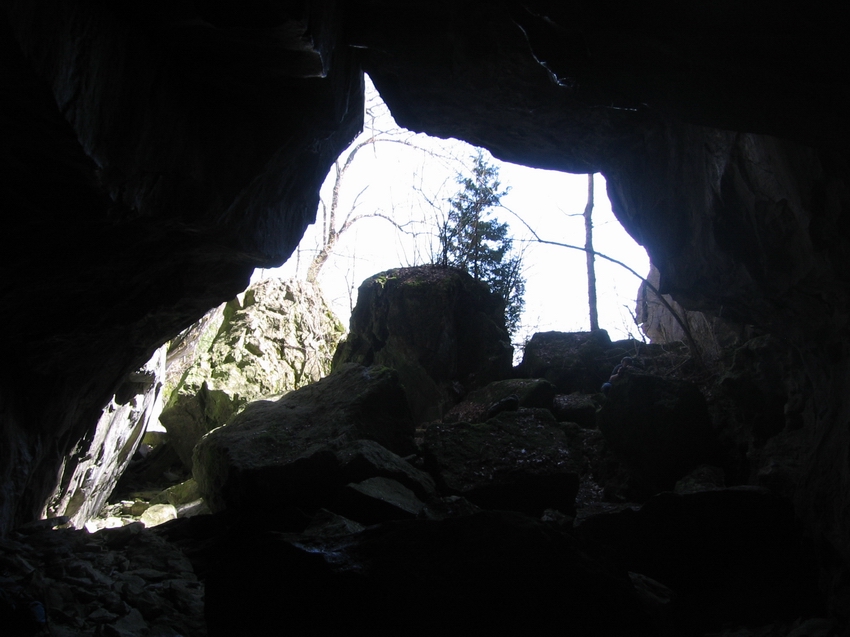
[500,204,704,363]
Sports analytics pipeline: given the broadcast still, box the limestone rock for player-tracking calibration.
[1,1,363,534]
[139,504,177,528]
[333,439,436,502]
[0,522,204,636]
[423,409,581,515]
[518,330,616,394]
[44,345,168,529]
[719,335,795,444]
[160,278,345,470]
[302,509,365,538]
[443,377,557,423]
[151,478,202,508]
[164,305,227,399]
[3,2,850,625]
[636,263,743,359]
[333,266,513,424]
[597,372,717,490]
[4,7,850,610]
[336,477,426,525]
[674,465,726,495]
[193,364,417,513]
[552,393,598,428]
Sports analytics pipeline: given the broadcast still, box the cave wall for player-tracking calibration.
[1,1,363,530]
[2,0,850,570]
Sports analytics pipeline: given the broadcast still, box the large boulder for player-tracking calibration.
[333,266,513,424]
[552,393,598,428]
[193,364,421,513]
[160,278,345,470]
[597,372,717,490]
[423,409,581,514]
[518,330,618,394]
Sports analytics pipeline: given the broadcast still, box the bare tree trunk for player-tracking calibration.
[584,174,599,331]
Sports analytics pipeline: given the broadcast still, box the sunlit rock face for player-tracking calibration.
[1,0,850,589]
[44,345,167,529]
[160,278,345,470]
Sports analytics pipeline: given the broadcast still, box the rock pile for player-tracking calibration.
[4,266,840,636]
[0,520,205,637]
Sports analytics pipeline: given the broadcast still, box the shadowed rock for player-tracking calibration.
[205,511,656,635]
[423,408,580,515]
[443,377,557,424]
[575,487,823,631]
[193,364,420,513]
[333,266,513,424]
[518,330,615,394]
[597,372,717,491]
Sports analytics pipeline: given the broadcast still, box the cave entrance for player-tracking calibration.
[256,76,649,350]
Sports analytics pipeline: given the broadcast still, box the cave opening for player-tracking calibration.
[2,3,849,634]
[257,76,651,352]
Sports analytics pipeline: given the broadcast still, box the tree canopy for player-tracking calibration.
[438,151,526,334]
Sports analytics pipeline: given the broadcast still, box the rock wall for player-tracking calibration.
[636,263,743,359]
[0,2,362,531]
[42,345,167,529]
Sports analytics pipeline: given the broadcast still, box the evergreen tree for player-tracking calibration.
[438,151,526,334]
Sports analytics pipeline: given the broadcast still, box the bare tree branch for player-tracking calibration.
[500,204,703,361]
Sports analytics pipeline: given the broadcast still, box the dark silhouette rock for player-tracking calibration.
[0,521,205,637]
[333,266,513,424]
[193,364,420,513]
[674,465,726,495]
[423,408,580,515]
[597,372,717,491]
[719,335,795,445]
[575,487,823,632]
[443,377,556,423]
[552,392,598,428]
[204,511,656,635]
[518,330,615,393]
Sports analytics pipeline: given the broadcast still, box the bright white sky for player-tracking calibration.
[255,77,650,350]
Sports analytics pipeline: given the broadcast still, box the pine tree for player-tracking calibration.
[438,151,526,334]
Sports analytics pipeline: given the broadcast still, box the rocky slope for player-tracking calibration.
[3,266,847,635]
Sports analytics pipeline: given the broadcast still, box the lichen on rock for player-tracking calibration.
[160,278,345,470]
